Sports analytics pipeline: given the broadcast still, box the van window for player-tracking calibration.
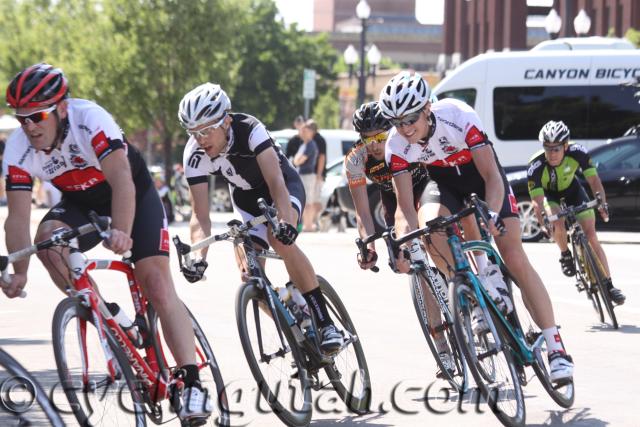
[493,85,640,141]
[438,89,477,108]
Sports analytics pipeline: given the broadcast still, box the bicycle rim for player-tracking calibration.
[584,243,619,329]
[149,303,231,426]
[318,276,372,415]
[52,297,146,426]
[0,348,65,427]
[235,283,312,427]
[411,271,467,392]
[450,277,526,427]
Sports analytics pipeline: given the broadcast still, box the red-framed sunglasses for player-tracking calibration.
[15,105,57,126]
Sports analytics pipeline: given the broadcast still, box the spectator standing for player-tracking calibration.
[285,115,305,161]
[293,122,319,231]
[306,120,326,228]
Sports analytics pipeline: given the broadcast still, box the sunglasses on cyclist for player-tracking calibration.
[543,144,564,153]
[362,131,389,145]
[15,104,57,126]
[389,110,423,128]
[187,114,227,139]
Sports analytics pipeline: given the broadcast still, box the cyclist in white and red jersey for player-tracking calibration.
[1,63,212,422]
[380,71,574,383]
[178,82,344,354]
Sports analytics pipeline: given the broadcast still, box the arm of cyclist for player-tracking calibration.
[257,147,298,245]
[389,173,415,274]
[585,174,609,221]
[101,150,134,254]
[1,191,32,298]
[349,185,378,269]
[531,194,553,237]
[181,181,210,282]
[472,145,506,235]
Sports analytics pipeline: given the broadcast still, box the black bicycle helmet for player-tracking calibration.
[352,101,391,133]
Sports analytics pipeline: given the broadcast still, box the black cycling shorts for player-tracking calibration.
[230,160,305,248]
[422,173,519,219]
[545,180,594,219]
[380,176,430,227]
[41,185,169,262]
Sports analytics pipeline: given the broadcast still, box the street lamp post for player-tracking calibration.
[355,0,371,106]
[573,9,591,37]
[544,8,562,40]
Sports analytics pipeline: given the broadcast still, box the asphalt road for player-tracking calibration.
[0,209,639,426]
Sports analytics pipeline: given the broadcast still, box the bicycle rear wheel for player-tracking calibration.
[583,242,619,329]
[449,275,526,427]
[574,241,605,323]
[147,303,231,426]
[0,348,65,427]
[410,270,467,392]
[317,276,371,415]
[236,282,312,427]
[52,297,146,426]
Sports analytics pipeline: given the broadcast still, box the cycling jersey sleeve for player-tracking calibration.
[569,144,597,178]
[247,121,273,155]
[4,164,34,192]
[183,139,210,186]
[344,143,367,188]
[459,106,491,151]
[2,133,34,192]
[83,106,126,161]
[385,132,411,176]
[527,151,545,198]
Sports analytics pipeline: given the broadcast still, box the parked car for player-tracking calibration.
[508,133,640,242]
[270,128,358,165]
[335,176,387,233]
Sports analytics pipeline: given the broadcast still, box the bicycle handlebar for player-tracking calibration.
[544,192,605,224]
[0,212,112,298]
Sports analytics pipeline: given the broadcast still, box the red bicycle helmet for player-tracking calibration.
[6,63,69,109]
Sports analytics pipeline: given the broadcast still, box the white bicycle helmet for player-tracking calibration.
[379,71,431,118]
[178,82,231,129]
[539,120,570,145]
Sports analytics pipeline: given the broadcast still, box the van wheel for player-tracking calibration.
[518,198,544,242]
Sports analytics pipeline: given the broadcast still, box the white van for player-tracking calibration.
[269,128,358,165]
[432,42,640,167]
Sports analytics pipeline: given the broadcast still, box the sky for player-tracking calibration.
[274,0,554,31]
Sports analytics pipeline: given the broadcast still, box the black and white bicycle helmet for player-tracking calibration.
[352,102,391,133]
[539,120,570,145]
[178,83,231,129]
[378,71,431,119]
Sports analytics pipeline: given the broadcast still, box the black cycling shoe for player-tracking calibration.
[559,250,576,277]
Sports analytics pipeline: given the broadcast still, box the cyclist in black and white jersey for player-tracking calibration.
[0,63,212,422]
[380,71,574,383]
[178,83,344,354]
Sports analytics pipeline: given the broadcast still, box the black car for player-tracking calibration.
[508,133,640,242]
[335,180,387,233]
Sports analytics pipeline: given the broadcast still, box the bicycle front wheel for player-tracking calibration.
[411,270,467,392]
[449,275,526,427]
[583,242,618,329]
[52,297,146,426]
[574,240,605,323]
[236,282,312,427]
[0,348,65,427]
[147,303,230,426]
[318,276,371,415]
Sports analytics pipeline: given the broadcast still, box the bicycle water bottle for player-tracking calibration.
[106,302,143,346]
[287,283,312,331]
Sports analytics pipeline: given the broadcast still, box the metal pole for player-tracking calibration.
[358,18,367,106]
[304,98,310,120]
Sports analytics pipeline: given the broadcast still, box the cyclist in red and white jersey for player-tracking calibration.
[380,71,574,383]
[1,63,212,422]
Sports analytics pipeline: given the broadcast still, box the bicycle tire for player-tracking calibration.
[52,297,147,426]
[501,267,576,409]
[317,276,372,414]
[147,303,231,427]
[410,270,467,392]
[574,240,605,323]
[235,282,312,427]
[583,242,619,329]
[449,275,526,427]
[0,348,65,427]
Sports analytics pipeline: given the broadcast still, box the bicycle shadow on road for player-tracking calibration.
[585,323,640,334]
[0,338,50,346]
[527,406,608,426]
[310,413,393,426]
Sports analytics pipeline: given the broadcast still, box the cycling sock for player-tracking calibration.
[542,327,564,354]
[474,253,489,274]
[303,287,331,329]
[179,364,200,388]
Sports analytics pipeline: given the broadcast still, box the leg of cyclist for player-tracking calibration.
[579,213,625,305]
[547,201,576,277]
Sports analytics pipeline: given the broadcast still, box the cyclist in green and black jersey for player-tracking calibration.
[527,120,625,305]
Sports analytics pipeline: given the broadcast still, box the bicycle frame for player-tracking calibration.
[67,249,172,402]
